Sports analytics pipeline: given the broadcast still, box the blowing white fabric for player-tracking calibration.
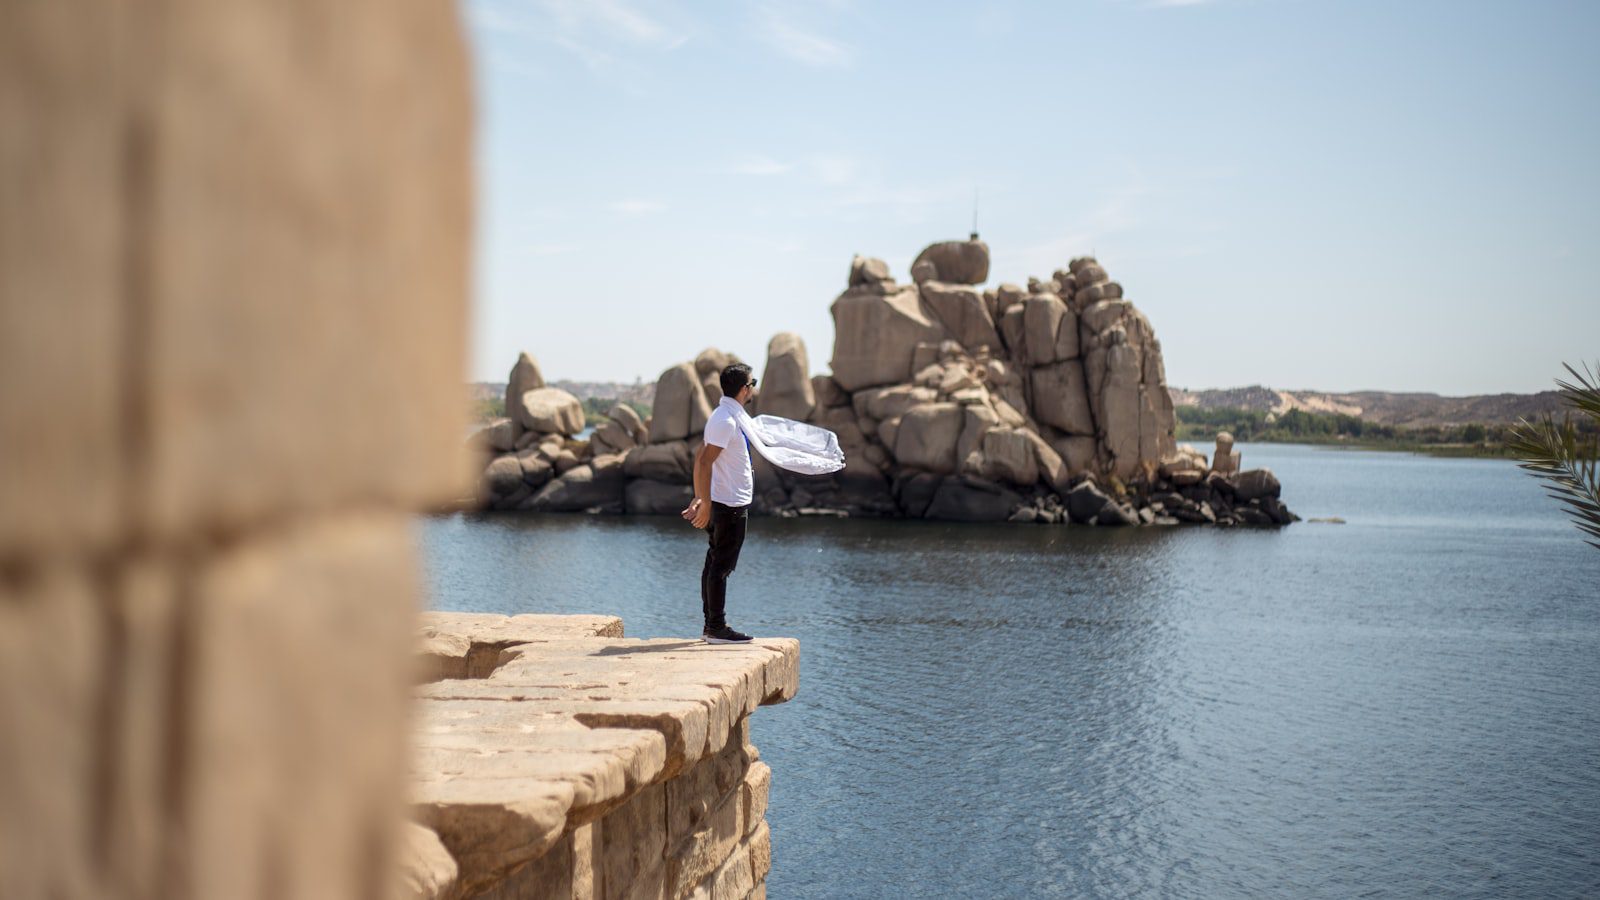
[720,397,846,475]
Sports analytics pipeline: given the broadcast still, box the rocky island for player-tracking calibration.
[471,239,1295,527]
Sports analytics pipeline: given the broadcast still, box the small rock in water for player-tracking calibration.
[1307,516,1347,524]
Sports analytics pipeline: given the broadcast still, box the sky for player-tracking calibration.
[464,0,1599,394]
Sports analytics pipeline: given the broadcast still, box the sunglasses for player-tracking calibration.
[747,379,758,389]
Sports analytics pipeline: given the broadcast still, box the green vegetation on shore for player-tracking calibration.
[1174,405,1582,458]
[474,395,505,422]
[582,397,650,428]
[470,394,651,428]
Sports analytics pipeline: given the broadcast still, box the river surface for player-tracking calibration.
[419,444,1600,899]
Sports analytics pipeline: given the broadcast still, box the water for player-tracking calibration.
[419,444,1600,898]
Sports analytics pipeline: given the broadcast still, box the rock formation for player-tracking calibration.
[471,239,1295,526]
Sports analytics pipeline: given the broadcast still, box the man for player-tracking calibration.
[682,363,759,644]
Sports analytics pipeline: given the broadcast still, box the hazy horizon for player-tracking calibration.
[466,0,1599,394]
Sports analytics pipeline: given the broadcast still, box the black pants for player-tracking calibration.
[701,501,748,630]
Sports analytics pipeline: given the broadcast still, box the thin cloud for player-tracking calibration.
[536,0,686,46]
[733,157,794,176]
[608,199,668,215]
[469,0,693,78]
[757,10,853,68]
[809,156,860,186]
[588,0,671,43]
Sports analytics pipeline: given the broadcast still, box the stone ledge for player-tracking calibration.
[409,614,797,899]
[418,611,625,681]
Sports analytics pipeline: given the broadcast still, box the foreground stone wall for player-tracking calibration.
[411,613,797,899]
[1,2,472,896]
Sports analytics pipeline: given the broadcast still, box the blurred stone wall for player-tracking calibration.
[1,2,472,897]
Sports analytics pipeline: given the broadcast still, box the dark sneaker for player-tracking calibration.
[702,625,753,644]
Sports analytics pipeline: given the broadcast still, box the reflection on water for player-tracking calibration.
[420,444,1600,899]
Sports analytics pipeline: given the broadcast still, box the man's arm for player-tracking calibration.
[687,443,721,529]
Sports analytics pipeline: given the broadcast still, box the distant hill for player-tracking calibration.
[1169,385,1567,427]
[470,380,655,408]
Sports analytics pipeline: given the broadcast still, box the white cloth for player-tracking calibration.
[718,396,846,474]
[703,401,755,506]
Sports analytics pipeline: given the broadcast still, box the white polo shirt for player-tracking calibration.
[703,397,754,507]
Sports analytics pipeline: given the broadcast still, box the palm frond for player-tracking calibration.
[1553,361,1600,420]
[1508,361,1600,551]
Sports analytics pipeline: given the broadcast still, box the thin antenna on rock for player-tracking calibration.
[970,188,979,240]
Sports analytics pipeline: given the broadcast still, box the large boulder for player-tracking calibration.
[848,255,894,289]
[1022,295,1077,365]
[1213,430,1241,475]
[894,472,944,518]
[1030,360,1095,436]
[470,418,517,453]
[1231,468,1281,501]
[589,419,635,456]
[1079,299,1175,479]
[892,403,965,475]
[515,451,553,489]
[1023,430,1071,492]
[812,375,850,409]
[829,286,947,391]
[1050,434,1099,475]
[911,238,990,285]
[756,332,816,421]
[853,384,937,422]
[527,461,625,512]
[482,455,524,496]
[956,404,1000,472]
[624,479,695,516]
[1095,501,1139,527]
[997,305,1026,357]
[606,403,648,445]
[504,352,545,432]
[515,387,584,435]
[924,478,1021,522]
[694,348,731,404]
[1065,480,1112,523]
[809,404,871,457]
[978,427,1038,486]
[650,362,713,443]
[918,282,1002,354]
[622,440,694,484]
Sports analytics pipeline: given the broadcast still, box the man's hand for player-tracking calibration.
[680,498,701,522]
[691,500,712,530]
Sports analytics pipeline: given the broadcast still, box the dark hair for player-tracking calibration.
[719,363,754,398]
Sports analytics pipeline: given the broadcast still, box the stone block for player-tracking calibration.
[708,840,755,900]
[136,0,475,540]
[748,822,773,885]
[397,822,459,900]
[0,565,104,900]
[182,514,419,900]
[104,559,181,897]
[669,738,753,848]
[601,784,667,899]
[742,762,772,838]
[668,788,745,899]
[0,3,123,558]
